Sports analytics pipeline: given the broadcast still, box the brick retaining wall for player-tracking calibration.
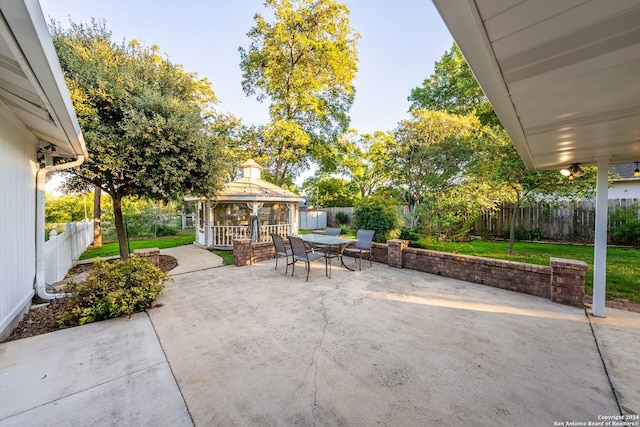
[401,247,552,298]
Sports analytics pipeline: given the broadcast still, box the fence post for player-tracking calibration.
[49,230,59,283]
[81,219,87,251]
[70,222,78,260]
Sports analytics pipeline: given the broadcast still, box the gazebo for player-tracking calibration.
[188,160,305,248]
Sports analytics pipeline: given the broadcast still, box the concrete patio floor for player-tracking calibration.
[1,244,638,426]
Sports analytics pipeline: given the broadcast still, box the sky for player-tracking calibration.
[38,0,453,136]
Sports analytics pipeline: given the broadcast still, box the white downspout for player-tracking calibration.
[35,154,86,300]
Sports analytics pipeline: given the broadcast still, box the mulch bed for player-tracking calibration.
[3,255,177,342]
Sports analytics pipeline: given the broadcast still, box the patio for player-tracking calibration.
[150,261,626,426]
[1,247,637,426]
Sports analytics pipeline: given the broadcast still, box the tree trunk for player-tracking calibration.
[508,194,520,255]
[112,194,129,259]
[93,186,102,248]
[274,158,284,185]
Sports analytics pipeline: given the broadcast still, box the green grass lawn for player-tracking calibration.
[211,250,234,265]
[80,233,196,260]
[412,237,640,302]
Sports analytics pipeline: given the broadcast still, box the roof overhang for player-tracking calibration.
[216,196,306,203]
[0,0,86,159]
[432,0,640,170]
[186,195,305,204]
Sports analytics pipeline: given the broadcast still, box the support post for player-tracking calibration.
[592,156,609,317]
[387,239,408,268]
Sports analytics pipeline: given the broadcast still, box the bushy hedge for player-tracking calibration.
[609,204,640,246]
[353,196,401,243]
[60,257,171,326]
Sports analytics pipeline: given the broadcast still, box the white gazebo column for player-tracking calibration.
[290,203,298,235]
[206,201,212,246]
[196,201,205,246]
[592,156,609,317]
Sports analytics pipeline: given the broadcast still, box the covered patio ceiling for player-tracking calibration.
[432,0,640,171]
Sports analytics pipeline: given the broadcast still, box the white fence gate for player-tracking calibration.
[299,209,327,230]
[45,219,94,284]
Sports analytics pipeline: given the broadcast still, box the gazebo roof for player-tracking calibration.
[190,160,305,203]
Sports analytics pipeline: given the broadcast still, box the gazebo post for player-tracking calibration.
[289,202,297,236]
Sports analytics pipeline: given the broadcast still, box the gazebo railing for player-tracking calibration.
[209,224,292,247]
[259,224,291,242]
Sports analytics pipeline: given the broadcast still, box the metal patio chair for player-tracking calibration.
[325,227,341,236]
[288,235,327,282]
[343,229,375,270]
[271,233,293,274]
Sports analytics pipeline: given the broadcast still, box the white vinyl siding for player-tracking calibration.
[0,107,38,338]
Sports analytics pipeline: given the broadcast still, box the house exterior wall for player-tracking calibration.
[0,106,39,340]
[609,180,640,200]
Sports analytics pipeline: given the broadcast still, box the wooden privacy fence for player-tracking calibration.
[473,199,640,242]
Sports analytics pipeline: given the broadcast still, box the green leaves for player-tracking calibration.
[239,0,360,183]
[51,19,226,257]
[408,43,498,127]
[353,196,401,243]
[52,19,223,201]
[60,257,170,326]
[301,175,357,207]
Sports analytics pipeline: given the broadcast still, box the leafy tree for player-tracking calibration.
[472,127,596,253]
[51,20,224,259]
[391,109,480,228]
[239,0,360,184]
[302,175,357,207]
[408,43,498,127]
[330,130,395,199]
[45,193,92,223]
[408,45,598,250]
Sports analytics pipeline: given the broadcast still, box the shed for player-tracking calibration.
[189,160,305,248]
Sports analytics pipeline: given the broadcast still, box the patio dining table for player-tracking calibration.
[297,233,356,276]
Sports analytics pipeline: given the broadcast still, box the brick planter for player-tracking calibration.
[133,248,160,267]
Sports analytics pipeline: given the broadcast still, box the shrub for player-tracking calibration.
[609,204,640,246]
[156,224,178,237]
[353,196,401,243]
[334,211,350,226]
[60,257,171,326]
[514,226,542,241]
[339,224,352,235]
[399,227,419,242]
